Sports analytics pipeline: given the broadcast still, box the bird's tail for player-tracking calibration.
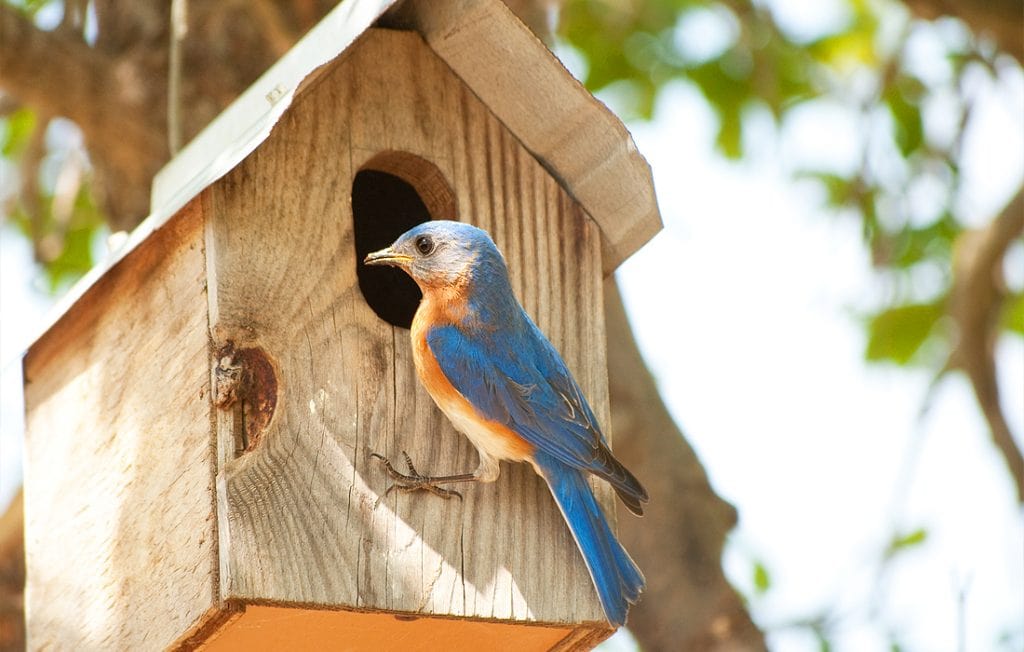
[532,451,645,627]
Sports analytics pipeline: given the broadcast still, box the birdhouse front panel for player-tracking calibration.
[201,27,613,628]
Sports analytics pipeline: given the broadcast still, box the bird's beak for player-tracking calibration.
[364,247,412,268]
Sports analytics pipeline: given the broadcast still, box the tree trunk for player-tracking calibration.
[605,280,766,650]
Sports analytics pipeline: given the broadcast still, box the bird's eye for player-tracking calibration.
[415,235,435,256]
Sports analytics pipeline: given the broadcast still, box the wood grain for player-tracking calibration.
[22,200,218,651]
[389,0,662,273]
[204,27,614,636]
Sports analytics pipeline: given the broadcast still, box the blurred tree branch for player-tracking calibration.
[0,2,166,229]
[1,1,337,229]
[949,188,1024,501]
[903,0,1022,64]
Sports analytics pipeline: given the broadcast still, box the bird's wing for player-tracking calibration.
[426,322,648,514]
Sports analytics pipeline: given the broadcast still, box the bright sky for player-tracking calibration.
[2,2,1023,651]
[0,237,49,503]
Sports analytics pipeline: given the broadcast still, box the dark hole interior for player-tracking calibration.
[352,169,429,329]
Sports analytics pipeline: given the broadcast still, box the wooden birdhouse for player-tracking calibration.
[21,0,660,649]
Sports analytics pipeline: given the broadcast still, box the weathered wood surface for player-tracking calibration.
[390,0,662,273]
[22,201,219,650]
[204,28,613,633]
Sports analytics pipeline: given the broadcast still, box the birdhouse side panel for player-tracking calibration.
[204,28,610,627]
[21,200,219,650]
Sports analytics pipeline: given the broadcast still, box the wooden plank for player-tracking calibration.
[204,28,613,638]
[391,0,663,273]
[22,200,218,651]
[197,605,594,651]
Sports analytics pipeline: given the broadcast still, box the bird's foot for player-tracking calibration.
[370,451,464,500]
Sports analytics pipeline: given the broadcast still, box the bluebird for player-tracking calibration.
[365,220,647,626]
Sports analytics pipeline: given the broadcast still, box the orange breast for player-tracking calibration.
[411,293,534,462]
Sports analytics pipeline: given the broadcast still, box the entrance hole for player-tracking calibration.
[352,152,456,328]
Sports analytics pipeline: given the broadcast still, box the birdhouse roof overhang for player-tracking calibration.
[151,0,661,269]
[28,0,662,349]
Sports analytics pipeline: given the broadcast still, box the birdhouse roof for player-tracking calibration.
[153,0,661,270]
[29,0,661,346]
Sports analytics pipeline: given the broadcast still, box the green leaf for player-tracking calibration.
[890,214,959,268]
[816,631,832,652]
[886,527,928,557]
[752,560,771,595]
[809,30,877,69]
[884,83,925,157]
[689,55,752,158]
[715,104,743,158]
[43,220,98,292]
[1002,292,1024,336]
[1,108,37,157]
[33,182,106,292]
[865,302,945,365]
[807,0,880,69]
[800,171,855,207]
[6,0,56,18]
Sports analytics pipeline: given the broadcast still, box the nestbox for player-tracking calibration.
[21,0,661,649]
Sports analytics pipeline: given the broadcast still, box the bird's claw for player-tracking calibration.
[370,451,463,500]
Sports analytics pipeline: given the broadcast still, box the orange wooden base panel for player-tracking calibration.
[200,606,608,651]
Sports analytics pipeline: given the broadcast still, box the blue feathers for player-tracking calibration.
[428,321,647,624]
[426,317,648,515]
[532,451,645,627]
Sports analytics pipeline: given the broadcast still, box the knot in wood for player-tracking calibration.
[214,341,278,453]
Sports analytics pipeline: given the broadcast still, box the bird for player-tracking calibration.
[364,220,647,627]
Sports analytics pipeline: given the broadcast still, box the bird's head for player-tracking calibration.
[363,221,508,290]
